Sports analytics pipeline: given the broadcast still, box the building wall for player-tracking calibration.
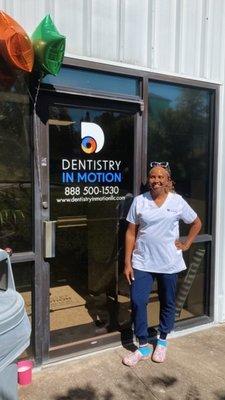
[1,0,225,323]
[1,0,224,80]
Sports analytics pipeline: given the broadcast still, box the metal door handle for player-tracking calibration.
[57,216,87,228]
[43,221,57,258]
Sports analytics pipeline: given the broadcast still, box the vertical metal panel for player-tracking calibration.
[0,0,16,16]
[36,95,51,363]
[33,104,50,365]
[199,0,210,79]
[91,0,119,60]
[53,0,85,56]
[141,77,148,182]
[0,0,47,34]
[122,0,149,66]
[153,0,177,72]
[133,112,142,196]
[178,0,203,76]
[207,0,225,81]
[213,86,225,323]
[209,87,218,321]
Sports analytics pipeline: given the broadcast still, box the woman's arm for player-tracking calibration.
[124,222,138,284]
[175,216,202,251]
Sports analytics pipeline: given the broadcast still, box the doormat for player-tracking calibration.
[50,285,86,311]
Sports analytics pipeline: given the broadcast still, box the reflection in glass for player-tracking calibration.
[148,81,214,234]
[49,106,134,346]
[0,186,32,251]
[147,242,208,328]
[147,81,214,323]
[43,67,140,97]
[175,242,208,319]
[0,62,32,252]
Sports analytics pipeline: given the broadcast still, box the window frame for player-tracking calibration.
[146,77,218,327]
[31,56,219,364]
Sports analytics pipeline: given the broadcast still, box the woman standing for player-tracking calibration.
[123,162,201,367]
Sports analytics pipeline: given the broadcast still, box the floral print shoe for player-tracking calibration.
[122,346,152,367]
[152,339,168,363]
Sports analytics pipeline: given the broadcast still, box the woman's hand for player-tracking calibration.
[175,240,190,252]
[175,217,202,252]
[124,262,134,285]
[124,223,137,285]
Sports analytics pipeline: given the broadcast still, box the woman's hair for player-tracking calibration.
[148,166,176,193]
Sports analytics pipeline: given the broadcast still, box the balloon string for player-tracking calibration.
[33,73,44,200]
[23,73,42,197]
[34,73,42,111]
[26,85,35,106]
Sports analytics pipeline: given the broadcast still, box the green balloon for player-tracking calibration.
[32,15,65,76]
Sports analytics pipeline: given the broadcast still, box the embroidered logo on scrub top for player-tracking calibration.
[167,208,177,213]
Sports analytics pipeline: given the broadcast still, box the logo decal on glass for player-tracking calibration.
[81,122,105,154]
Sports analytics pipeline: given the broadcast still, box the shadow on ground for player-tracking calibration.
[215,392,225,400]
[53,372,225,400]
[54,373,218,400]
[54,384,113,400]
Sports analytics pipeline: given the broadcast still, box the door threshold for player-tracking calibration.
[50,330,120,351]
[48,331,125,364]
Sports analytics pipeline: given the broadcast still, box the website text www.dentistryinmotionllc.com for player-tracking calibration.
[56,195,126,203]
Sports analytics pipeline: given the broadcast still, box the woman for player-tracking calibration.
[123,162,202,367]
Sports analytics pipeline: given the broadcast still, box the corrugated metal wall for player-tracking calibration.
[1,0,225,82]
[1,0,225,323]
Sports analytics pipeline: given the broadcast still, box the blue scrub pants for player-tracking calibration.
[131,269,178,345]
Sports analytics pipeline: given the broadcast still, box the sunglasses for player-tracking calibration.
[150,161,170,168]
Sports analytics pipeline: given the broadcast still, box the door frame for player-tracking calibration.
[33,90,144,364]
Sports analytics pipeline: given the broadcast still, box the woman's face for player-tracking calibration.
[148,166,170,194]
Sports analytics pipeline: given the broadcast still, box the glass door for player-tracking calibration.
[40,96,140,354]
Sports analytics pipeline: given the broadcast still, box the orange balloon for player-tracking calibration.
[0,11,34,72]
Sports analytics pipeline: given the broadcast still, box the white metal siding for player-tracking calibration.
[122,0,149,66]
[1,0,225,81]
[91,0,119,60]
[1,0,225,324]
[153,0,177,72]
[54,0,85,56]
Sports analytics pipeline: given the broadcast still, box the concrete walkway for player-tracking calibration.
[19,324,225,400]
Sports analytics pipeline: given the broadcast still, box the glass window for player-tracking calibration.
[148,81,214,235]
[176,242,209,320]
[147,242,208,327]
[147,81,214,322]
[0,61,32,252]
[42,67,140,98]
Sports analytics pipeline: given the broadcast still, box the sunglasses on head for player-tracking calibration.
[150,161,170,168]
